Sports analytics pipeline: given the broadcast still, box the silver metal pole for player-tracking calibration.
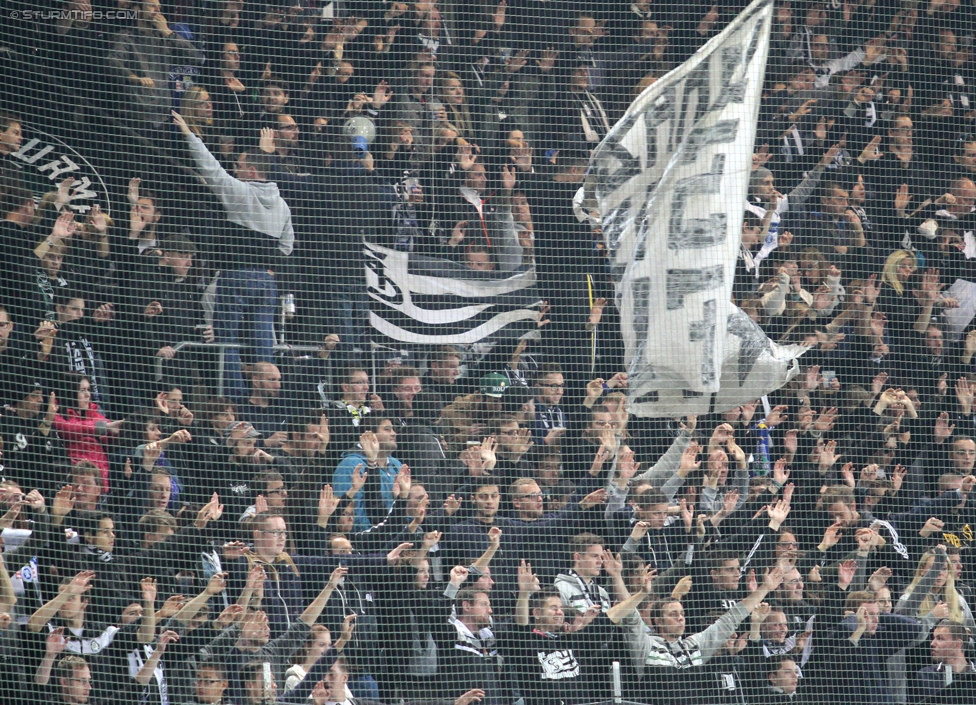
[612,661,622,704]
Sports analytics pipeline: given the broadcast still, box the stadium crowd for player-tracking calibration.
[1,0,976,703]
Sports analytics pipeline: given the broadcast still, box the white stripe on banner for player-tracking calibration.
[369,309,540,345]
[587,0,805,417]
[365,241,540,344]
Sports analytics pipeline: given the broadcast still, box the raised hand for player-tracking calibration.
[934,412,955,443]
[206,572,228,596]
[259,126,276,154]
[603,550,623,578]
[751,602,771,624]
[837,559,857,589]
[194,492,223,529]
[318,484,339,522]
[868,567,892,592]
[394,463,411,498]
[386,542,414,565]
[454,689,486,705]
[956,377,974,413]
[518,559,540,593]
[450,565,470,586]
[679,441,701,476]
[443,494,462,516]
[713,489,737,518]
[480,437,497,471]
[820,522,844,550]
[127,177,142,206]
[767,488,793,526]
[214,604,245,629]
[765,405,789,427]
[672,575,693,599]
[158,595,186,619]
[349,464,367,497]
[487,526,502,546]
[328,565,349,589]
[246,564,267,591]
[422,530,442,550]
[141,577,157,604]
[338,613,357,646]
[51,212,78,241]
[360,432,379,463]
[46,626,68,655]
[580,488,608,510]
[814,407,839,431]
[157,630,180,650]
[171,110,191,136]
[818,440,840,470]
[763,564,786,591]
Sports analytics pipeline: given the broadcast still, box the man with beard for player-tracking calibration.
[333,420,403,532]
[216,421,277,533]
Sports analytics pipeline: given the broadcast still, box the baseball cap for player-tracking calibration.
[480,373,509,399]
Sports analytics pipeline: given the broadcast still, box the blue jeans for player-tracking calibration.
[214,269,277,401]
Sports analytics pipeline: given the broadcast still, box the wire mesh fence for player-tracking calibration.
[0,0,975,703]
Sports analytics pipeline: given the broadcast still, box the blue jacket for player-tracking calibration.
[333,450,402,532]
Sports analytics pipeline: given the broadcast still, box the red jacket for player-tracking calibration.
[53,405,112,491]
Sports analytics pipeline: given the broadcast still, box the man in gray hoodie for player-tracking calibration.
[173,111,295,403]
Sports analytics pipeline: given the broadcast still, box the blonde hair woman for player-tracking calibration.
[180,85,214,138]
[880,249,917,297]
[898,547,974,628]
[437,71,474,140]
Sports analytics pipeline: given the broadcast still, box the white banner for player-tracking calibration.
[365,242,541,345]
[588,0,804,417]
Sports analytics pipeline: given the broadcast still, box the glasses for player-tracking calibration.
[0,320,11,327]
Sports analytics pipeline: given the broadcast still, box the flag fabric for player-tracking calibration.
[588,0,805,417]
[365,241,541,345]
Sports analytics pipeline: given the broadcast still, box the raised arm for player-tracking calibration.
[171,572,228,625]
[694,565,786,664]
[137,578,157,645]
[607,567,655,624]
[133,630,179,686]
[300,565,348,626]
[27,571,95,632]
[470,527,502,574]
[515,560,541,627]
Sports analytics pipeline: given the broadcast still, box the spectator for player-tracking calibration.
[107,0,204,132]
[172,109,295,403]
[52,375,124,492]
[911,620,975,702]
[333,422,403,532]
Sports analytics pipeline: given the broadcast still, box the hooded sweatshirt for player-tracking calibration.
[182,131,295,271]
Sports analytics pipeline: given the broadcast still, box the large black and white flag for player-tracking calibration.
[365,242,541,345]
[588,0,805,417]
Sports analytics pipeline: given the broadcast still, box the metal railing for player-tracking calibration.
[154,342,326,396]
